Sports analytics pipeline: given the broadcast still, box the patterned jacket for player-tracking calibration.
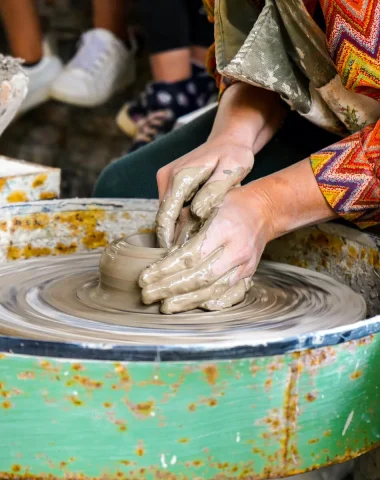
[203,0,380,228]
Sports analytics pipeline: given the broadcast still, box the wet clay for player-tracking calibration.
[153,166,251,312]
[191,167,245,219]
[156,166,246,248]
[0,250,366,345]
[139,215,246,313]
[79,233,167,314]
[156,166,213,248]
[91,231,246,315]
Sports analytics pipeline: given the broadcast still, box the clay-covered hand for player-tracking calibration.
[139,186,273,314]
[155,138,254,248]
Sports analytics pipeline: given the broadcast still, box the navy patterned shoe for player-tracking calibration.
[116,64,217,138]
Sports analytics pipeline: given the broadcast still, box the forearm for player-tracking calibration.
[209,82,286,153]
[244,158,338,242]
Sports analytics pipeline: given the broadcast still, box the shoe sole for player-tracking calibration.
[115,105,138,138]
[50,66,136,108]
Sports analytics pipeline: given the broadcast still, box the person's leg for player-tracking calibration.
[50,0,135,107]
[0,0,62,115]
[93,0,128,42]
[95,107,340,199]
[95,106,217,199]
[141,0,191,82]
[0,0,42,64]
[116,0,216,145]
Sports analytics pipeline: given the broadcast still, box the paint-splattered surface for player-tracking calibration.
[0,198,158,263]
[0,157,60,205]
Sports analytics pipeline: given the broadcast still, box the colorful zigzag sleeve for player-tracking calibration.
[311,122,380,228]
[311,0,380,228]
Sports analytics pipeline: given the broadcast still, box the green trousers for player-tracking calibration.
[94,107,338,199]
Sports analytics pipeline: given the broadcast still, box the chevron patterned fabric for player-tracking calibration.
[321,0,380,101]
[311,122,380,228]
[312,0,380,226]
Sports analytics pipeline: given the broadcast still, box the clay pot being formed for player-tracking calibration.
[99,233,166,292]
[79,233,167,314]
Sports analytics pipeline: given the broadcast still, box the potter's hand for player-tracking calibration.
[141,158,338,314]
[155,83,287,248]
[155,138,254,248]
[140,186,272,313]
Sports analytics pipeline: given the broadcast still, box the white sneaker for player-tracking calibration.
[50,29,136,107]
[19,55,63,114]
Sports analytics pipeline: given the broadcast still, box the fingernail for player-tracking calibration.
[160,300,174,314]
[138,263,160,287]
[141,287,157,305]
[138,270,148,288]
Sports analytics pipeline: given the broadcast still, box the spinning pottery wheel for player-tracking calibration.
[0,198,379,480]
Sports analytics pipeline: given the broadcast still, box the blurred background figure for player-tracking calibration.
[0,0,62,114]
[0,0,136,113]
[0,0,217,198]
[116,0,217,153]
[50,0,136,107]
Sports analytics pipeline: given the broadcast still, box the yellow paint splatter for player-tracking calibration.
[12,213,50,230]
[39,191,57,200]
[138,227,154,234]
[82,231,107,249]
[135,445,144,456]
[203,365,219,385]
[54,242,77,255]
[0,178,7,192]
[53,210,108,250]
[54,210,105,232]
[22,244,51,259]
[71,363,85,371]
[7,245,21,260]
[32,174,47,188]
[7,191,28,203]
[135,401,155,416]
[308,438,320,444]
[178,438,189,443]
[351,370,363,380]
[68,395,83,406]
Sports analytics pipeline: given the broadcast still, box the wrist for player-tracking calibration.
[208,128,256,151]
[243,159,338,240]
[208,82,283,151]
